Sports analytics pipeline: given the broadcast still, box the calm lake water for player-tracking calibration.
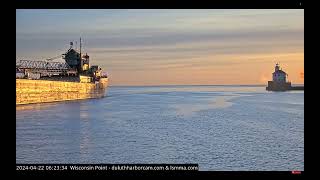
[16,85,304,171]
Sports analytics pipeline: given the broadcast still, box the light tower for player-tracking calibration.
[275,62,280,71]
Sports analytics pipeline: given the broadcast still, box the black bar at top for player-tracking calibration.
[16,0,304,9]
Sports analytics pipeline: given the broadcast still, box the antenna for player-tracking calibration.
[80,37,82,58]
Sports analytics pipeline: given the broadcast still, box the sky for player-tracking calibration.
[16,9,304,86]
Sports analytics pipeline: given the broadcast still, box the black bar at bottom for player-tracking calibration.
[16,164,304,176]
[16,164,199,171]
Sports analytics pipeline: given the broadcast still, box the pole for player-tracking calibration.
[80,37,82,58]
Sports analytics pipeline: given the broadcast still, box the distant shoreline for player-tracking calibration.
[109,84,304,88]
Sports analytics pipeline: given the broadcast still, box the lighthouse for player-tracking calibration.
[272,63,287,83]
[266,63,292,91]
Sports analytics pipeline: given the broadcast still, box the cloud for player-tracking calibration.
[16,9,304,85]
[17,28,303,61]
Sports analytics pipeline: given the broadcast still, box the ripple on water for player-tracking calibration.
[16,86,304,170]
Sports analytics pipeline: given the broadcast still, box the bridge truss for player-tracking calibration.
[16,60,77,76]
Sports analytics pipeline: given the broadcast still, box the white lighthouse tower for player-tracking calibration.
[266,63,291,91]
[272,63,287,83]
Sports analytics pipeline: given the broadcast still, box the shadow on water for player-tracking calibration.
[15,97,106,111]
[16,103,60,111]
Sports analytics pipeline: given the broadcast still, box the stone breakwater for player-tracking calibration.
[16,78,108,105]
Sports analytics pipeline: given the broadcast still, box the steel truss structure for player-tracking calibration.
[16,60,77,76]
[16,60,71,70]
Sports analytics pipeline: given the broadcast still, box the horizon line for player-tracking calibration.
[109,84,304,87]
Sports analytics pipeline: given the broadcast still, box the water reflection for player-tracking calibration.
[16,102,60,111]
[79,102,91,159]
[80,102,89,120]
[173,94,246,117]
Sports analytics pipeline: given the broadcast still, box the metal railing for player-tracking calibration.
[16,60,71,70]
[16,60,76,77]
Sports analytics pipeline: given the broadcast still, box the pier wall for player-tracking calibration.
[266,81,304,91]
[16,79,108,105]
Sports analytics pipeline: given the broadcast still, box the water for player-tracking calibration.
[16,85,304,171]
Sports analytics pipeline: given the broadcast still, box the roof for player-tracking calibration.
[273,70,287,74]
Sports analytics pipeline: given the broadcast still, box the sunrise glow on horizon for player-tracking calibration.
[16,9,304,86]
